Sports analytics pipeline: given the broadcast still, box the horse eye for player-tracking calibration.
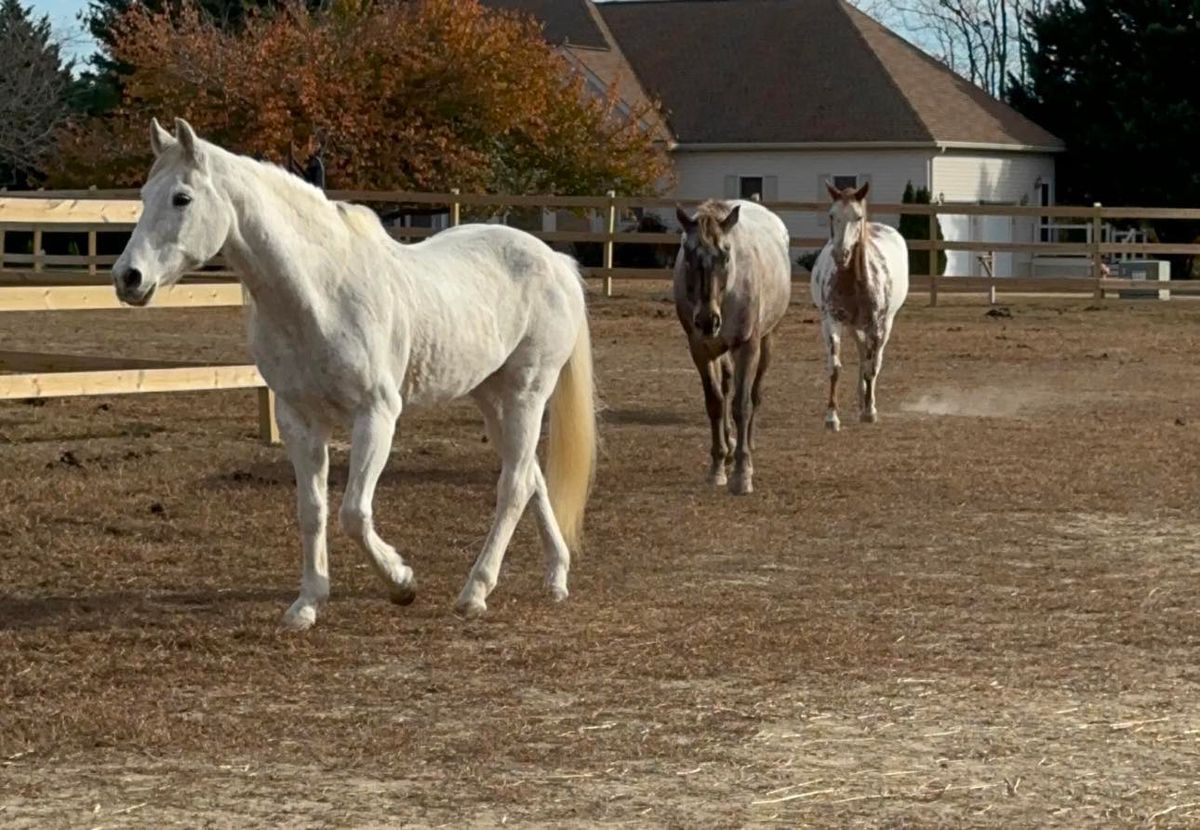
[172,193,192,208]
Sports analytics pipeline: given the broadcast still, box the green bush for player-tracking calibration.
[899,181,947,277]
[795,250,820,272]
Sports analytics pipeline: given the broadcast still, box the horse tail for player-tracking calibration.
[546,266,597,552]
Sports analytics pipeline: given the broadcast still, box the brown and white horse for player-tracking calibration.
[674,200,791,494]
[810,182,909,430]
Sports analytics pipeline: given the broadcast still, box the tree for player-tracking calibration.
[52,0,670,195]
[899,181,947,276]
[81,0,324,107]
[857,0,1046,98]
[0,0,77,187]
[1008,0,1200,270]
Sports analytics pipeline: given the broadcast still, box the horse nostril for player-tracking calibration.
[712,314,722,332]
[121,268,142,290]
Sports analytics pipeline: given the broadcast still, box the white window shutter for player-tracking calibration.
[724,175,738,199]
[763,176,779,203]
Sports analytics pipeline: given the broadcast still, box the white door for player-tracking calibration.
[972,213,1015,277]
[940,213,971,278]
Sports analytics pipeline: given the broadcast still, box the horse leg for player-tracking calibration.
[855,324,883,423]
[277,400,332,631]
[340,401,416,605]
[748,332,772,452]
[530,464,571,603]
[692,347,730,486]
[720,354,734,454]
[861,317,893,423]
[473,385,570,605]
[728,339,762,496]
[456,384,550,618]
[822,315,842,432]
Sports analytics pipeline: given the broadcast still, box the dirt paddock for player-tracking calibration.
[1,288,1198,828]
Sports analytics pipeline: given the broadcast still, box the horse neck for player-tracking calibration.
[216,155,346,321]
[854,210,871,285]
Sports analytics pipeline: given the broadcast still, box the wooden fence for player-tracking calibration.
[3,188,1199,439]
[323,190,1200,302]
[0,196,277,442]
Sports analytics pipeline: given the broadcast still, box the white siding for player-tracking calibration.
[931,151,1055,204]
[651,147,1058,277]
[668,149,932,259]
[932,151,1057,277]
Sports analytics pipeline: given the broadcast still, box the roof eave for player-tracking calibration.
[936,140,1066,154]
[670,140,1065,153]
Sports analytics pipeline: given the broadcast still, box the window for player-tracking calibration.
[400,212,448,231]
[739,176,764,201]
[832,174,859,191]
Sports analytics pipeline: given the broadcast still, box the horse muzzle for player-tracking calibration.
[694,312,722,338]
[113,266,158,307]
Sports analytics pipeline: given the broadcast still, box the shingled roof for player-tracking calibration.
[597,0,1063,150]
[481,0,671,141]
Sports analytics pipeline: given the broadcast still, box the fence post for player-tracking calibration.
[1091,202,1104,300]
[87,230,98,277]
[450,188,461,227]
[928,209,939,307]
[257,387,280,445]
[603,190,617,297]
[0,229,5,273]
[32,226,43,273]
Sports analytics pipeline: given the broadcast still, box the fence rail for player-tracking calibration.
[7,190,1199,301]
[0,195,275,441]
[2,187,1198,435]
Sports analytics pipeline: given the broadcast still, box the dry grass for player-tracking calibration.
[1,288,1199,828]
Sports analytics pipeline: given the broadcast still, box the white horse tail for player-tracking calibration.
[546,303,597,552]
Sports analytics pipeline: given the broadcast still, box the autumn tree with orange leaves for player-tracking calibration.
[52,0,670,194]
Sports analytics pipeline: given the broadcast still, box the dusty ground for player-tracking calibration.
[1,287,1199,828]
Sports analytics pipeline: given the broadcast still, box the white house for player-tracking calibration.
[485,0,1065,278]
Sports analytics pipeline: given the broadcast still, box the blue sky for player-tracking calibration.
[29,0,95,63]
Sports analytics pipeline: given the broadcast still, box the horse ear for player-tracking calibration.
[173,118,203,169]
[854,181,870,202]
[825,180,842,202]
[149,118,175,157]
[720,204,741,233]
[675,204,697,233]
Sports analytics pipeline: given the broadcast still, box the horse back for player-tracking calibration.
[727,202,792,335]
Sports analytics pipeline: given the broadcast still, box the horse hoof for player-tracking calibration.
[389,579,417,606]
[708,471,728,487]
[861,411,878,424]
[454,598,487,619]
[280,603,317,632]
[548,585,569,604]
[825,418,841,432]
[728,475,753,496]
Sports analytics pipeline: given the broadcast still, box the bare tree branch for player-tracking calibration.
[852,0,1042,98]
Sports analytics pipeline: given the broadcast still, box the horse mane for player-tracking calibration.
[242,154,391,243]
[691,199,737,247]
[164,140,391,244]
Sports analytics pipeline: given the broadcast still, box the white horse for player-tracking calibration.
[810,182,908,430]
[114,119,596,627]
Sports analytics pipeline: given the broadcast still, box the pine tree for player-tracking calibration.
[0,0,76,187]
[899,182,946,277]
[1009,0,1200,272]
